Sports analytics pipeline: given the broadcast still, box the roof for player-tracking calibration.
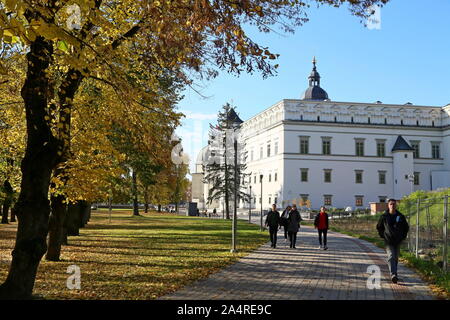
[302,85,329,101]
[301,58,330,101]
[391,135,414,152]
[226,108,243,124]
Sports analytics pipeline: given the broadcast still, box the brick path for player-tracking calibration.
[160,225,435,300]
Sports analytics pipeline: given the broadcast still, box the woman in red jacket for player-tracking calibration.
[314,206,329,250]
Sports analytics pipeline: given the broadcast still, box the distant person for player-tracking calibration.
[196,208,200,216]
[376,198,409,284]
[287,204,302,249]
[314,206,329,250]
[280,205,291,241]
[213,208,217,217]
[265,204,280,248]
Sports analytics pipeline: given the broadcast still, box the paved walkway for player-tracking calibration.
[160,225,435,300]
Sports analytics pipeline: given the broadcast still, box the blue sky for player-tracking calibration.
[176,0,450,175]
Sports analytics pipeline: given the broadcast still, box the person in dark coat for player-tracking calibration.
[280,205,291,241]
[287,204,302,249]
[376,198,409,284]
[314,206,329,250]
[265,204,281,248]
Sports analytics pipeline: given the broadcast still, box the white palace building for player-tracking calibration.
[192,59,450,211]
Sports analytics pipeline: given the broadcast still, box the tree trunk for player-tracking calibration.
[1,203,9,224]
[45,194,67,261]
[66,201,81,236]
[132,170,139,216]
[158,204,161,212]
[0,36,59,299]
[10,207,16,222]
[144,187,149,213]
[1,180,14,224]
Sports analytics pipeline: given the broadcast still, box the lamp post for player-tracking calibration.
[248,185,252,224]
[260,174,263,231]
[231,138,238,253]
[407,173,415,251]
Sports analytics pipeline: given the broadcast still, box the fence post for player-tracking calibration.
[407,201,411,251]
[443,196,448,272]
[416,198,420,258]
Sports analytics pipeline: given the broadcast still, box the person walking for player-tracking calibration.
[287,204,302,249]
[376,198,409,284]
[314,206,329,250]
[280,205,291,242]
[265,204,281,248]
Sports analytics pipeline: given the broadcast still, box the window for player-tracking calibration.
[300,168,308,182]
[355,170,363,184]
[274,172,277,182]
[324,169,332,183]
[411,141,420,158]
[274,197,277,204]
[254,175,256,184]
[414,172,420,185]
[324,195,332,206]
[355,196,364,207]
[378,171,386,184]
[268,174,271,182]
[259,197,261,204]
[267,143,271,157]
[300,137,309,154]
[268,197,271,204]
[379,196,387,203]
[322,139,331,155]
[260,146,263,159]
[355,140,365,156]
[274,141,279,155]
[432,143,440,159]
[300,194,309,204]
[376,141,386,157]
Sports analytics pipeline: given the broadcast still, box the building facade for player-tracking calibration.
[193,59,450,210]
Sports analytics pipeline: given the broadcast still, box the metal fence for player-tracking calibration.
[402,196,448,272]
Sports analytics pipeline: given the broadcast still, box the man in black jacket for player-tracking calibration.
[265,204,281,248]
[376,198,409,283]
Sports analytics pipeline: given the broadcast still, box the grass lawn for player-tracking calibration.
[0,210,268,300]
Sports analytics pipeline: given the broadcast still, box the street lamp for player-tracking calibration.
[231,138,238,253]
[407,173,415,251]
[260,174,263,231]
[407,174,415,195]
[249,185,252,224]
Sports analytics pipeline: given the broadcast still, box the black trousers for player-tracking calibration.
[283,225,288,239]
[269,227,278,246]
[288,231,297,248]
[318,229,328,246]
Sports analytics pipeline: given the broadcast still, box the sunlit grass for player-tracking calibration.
[0,210,267,299]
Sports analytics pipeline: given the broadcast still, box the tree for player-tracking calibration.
[0,0,389,299]
[203,103,249,219]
